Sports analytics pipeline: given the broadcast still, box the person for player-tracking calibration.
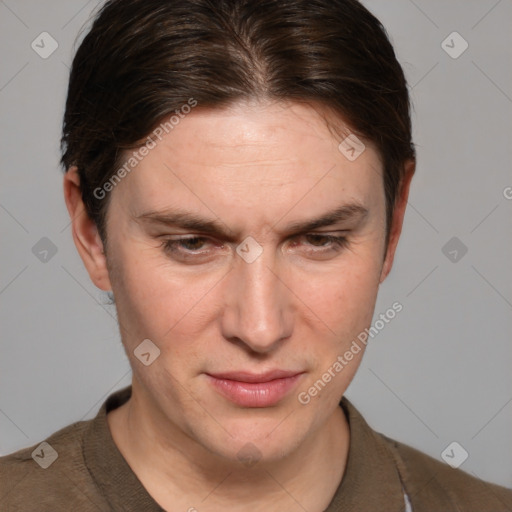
[1,0,511,510]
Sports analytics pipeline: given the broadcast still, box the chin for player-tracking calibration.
[196,412,310,466]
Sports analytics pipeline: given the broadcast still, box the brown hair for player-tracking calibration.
[61,0,415,250]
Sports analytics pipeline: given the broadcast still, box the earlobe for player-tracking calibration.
[63,167,112,291]
[379,159,416,283]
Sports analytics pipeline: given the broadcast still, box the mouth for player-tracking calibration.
[205,370,305,408]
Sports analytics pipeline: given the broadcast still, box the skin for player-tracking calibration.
[64,99,414,512]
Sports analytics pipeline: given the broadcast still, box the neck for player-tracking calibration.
[107,385,350,512]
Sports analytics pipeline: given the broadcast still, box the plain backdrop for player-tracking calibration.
[1,0,511,488]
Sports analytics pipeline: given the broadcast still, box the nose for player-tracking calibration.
[220,245,293,354]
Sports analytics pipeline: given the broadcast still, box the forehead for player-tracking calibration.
[111,100,384,224]
[144,100,375,166]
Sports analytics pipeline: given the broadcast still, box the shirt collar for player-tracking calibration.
[84,386,407,511]
[325,396,408,511]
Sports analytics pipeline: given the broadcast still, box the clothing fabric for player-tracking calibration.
[1,385,511,511]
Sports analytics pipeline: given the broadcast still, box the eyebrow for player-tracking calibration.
[134,203,369,240]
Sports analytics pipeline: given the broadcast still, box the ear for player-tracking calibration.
[63,167,112,291]
[379,159,415,283]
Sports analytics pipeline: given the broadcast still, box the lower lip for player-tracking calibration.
[207,374,303,407]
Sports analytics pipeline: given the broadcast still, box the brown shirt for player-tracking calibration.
[1,385,511,511]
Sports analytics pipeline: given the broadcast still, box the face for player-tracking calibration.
[71,100,406,464]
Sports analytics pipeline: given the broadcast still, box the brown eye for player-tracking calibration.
[162,236,210,253]
[301,234,348,250]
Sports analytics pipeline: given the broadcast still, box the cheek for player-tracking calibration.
[108,244,214,346]
[294,260,382,404]
[297,253,383,337]
[109,256,214,397]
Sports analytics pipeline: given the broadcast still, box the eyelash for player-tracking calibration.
[161,234,348,257]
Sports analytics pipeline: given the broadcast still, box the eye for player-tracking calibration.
[292,234,348,253]
[286,233,349,259]
[301,234,347,249]
[160,233,348,263]
[162,236,212,254]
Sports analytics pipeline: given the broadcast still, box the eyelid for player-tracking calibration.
[160,232,349,258]
[161,231,348,244]
[161,235,222,255]
[158,230,349,255]
[294,233,348,246]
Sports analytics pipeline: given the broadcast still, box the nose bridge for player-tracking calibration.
[223,245,290,352]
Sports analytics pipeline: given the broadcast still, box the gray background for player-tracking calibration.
[1,0,511,489]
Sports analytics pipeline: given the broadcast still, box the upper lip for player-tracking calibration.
[207,370,304,383]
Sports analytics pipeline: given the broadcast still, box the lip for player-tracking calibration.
[206,370,305,407]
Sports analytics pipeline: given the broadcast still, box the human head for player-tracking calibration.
[62,0,415,467]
